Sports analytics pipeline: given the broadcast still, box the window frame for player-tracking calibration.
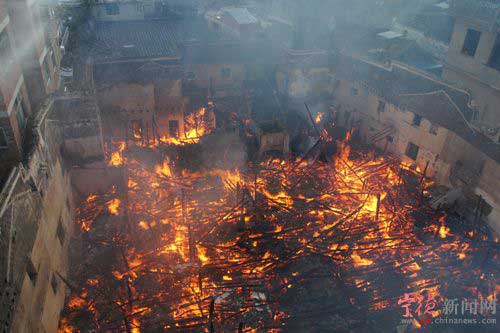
[405,142,420,161]
[56,218,66,246]
[412,114,422,127]
[168,120,180,138]
[26,257,38,285]
[377,100,386,113]
[0,29,13,75]
[429,123,439,135]
[220,67,231,78]
[487,34,500,71]
[51,274,58,294]
[0,127,8,148]
[461,28,481,57]
[105,3,120,16]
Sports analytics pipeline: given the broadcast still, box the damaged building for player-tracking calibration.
[0,0,499,332]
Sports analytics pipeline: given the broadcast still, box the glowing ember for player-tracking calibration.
[109,142,125,166]
[107,198,120,215]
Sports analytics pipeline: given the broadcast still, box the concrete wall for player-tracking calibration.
[333,80,451,182]
[476,157,500,234]
[444,17,500,127]
[186,63,246,97]
[99,82,156,113]
[334,78,500,234]
[0,100,73,332]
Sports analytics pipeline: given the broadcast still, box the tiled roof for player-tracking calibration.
[93,20,182,63]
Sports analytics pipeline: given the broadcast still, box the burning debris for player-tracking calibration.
[59,122,498,332]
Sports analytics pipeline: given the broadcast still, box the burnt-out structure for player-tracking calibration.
[0,1,499,332]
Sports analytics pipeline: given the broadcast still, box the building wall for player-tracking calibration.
[0,101,73,333]
[444,17,500,127]
[93,2,145,21]
[10,158,73,333]
[476,157,500,234]
[99,82,156,113]
[334,78,500,234]
[0,4,33,181]
[333,80,451,182]
[187,63,246,97]
[7,0,58,110]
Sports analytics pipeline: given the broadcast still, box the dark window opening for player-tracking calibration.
[220,68,231,78]
[50,49,57,69]
[26,258,38,284]
[0,30,13,73]
[14,94,26,131]
[51,274,58,294]
[105,3,120,15]
[350,87,358,96]
[377,100,386,113]
[169,120,180,138]
[43,57,51,85]
[429,123,439,135]
[488,35,500,71]
[462,29,481,57]
[406,142,420,161]
[0,128,8,148]
[131,120,143,140]
[56,219,66,245]
[413,114,422,127]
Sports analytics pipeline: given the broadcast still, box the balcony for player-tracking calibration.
[450,0,500,31]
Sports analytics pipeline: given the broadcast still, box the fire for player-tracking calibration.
[351,253,374,267]
[439,224,450,239]
[160,107,215,146]
[155,159,173,178]
[107,198,120,215]
[109,142,125,166]
[315,112,324,124]
[62,130,499,332]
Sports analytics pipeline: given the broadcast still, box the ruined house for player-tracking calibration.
[0,1,499,332]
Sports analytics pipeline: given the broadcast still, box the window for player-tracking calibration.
[220,68,231,78]
[462,29,481,57]
[14,94,26,131]
[131,120,143,139]
[488,35,500,71]
[56,219,66,245]
[50,48,57,69]
[169,120,179,138]
[26,258,38,284]
[377,100,386,113]
[105,3,120,15]
[51,274,58,294]
[412,114,422,127]
[0,128,8,148]
[43,57,51,85]
[350,87,359,96]
[406,142,419,161]
[429,123,439,135]
[0,30,13,73]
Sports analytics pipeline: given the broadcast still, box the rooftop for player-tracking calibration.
[93,20,182,63]
[223,7,259,25]
[337,54,500,162]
